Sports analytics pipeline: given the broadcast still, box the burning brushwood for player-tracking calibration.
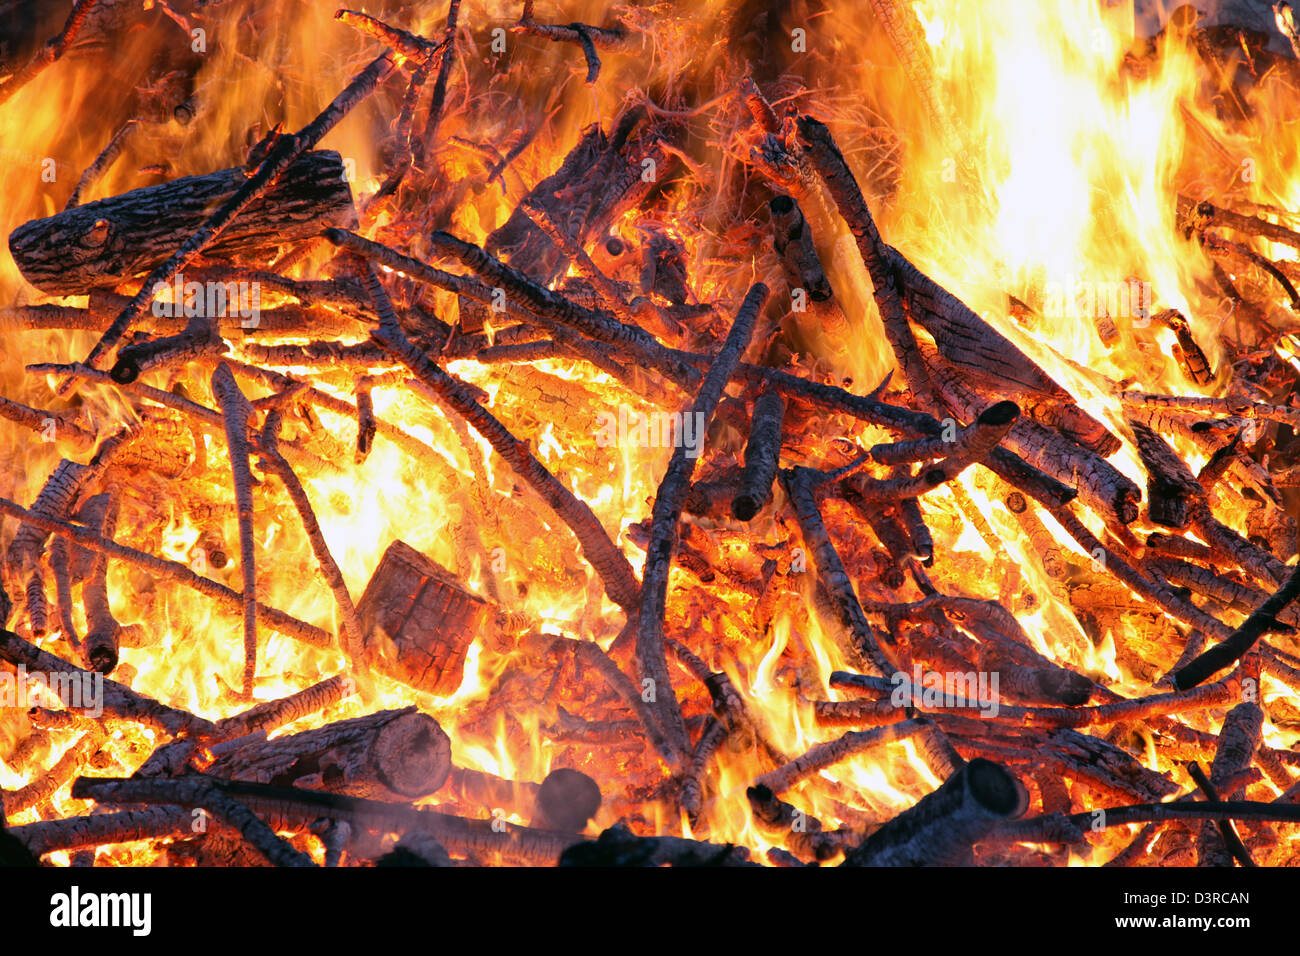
[5,0,1300,874]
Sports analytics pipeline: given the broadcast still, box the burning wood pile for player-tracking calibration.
[3,0,1300,868]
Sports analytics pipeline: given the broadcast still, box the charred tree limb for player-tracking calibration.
[1128,419,1204,529]
[560,822,752,866]
[2,459,90,598]
[334,9,446,65]
[110,315,222,385]
[637,283,768,768]
[79,492,121,673]
[1120,390,1300,430]
[679,718,727,822]
[756,718,927,794]
[769,194,832,303]
[205,708,451,801]
[65,119,137,211]
[257,411,367,685]
[783,466,897,676]
[72,776,315,867]
[0,0,99,107]
[1174,561,1300,689]
[8,807,191,858]
[1201,232,1300,311]
[794,115,932,403]
[732,387,786,520]
[210,363,258,700]
[1,727,105,817]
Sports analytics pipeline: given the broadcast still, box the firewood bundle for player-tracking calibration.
[2,0,1300,868]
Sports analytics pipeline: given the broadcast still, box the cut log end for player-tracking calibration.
[977,400,1020,428]
[531,768,602,833]
[731,494,761,521]
[965,758,1028,817]
[374,710,453,798]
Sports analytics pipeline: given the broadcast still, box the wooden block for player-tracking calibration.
[356,540,491,695]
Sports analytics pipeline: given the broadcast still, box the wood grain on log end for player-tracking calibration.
[355,539,493,696]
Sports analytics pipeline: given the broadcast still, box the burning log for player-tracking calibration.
[793,116,932,403]
[383,830,453,867]
[335,9,445,65]
[205,707,451,802]
[216,674,358,741]
[898,497,934,566]
[353,539,491,696]
[520,200,677,339]
[755,719,927,794]
[0,394,94,452]
[259,410,367,683]
[7,806,193,858]
[1128,420,1204,529]
[889,247,1121,457]
[731,387,785,520]
[1196,700,1266,866]
[109,314,223,385]
[74,51,398,377]
[3,459,91,587]
[978,672,1239,729]
[745,783,855,861]
[483,108,672,283]
[924,348,1140,523]
[842,758,1028,866]
[679,717,727,821]
[769,195,832,304]
[0,495,336,651]
[161,777,582,865]
[79,492,123,673]
[1,726,105,818]
[10,150,354,298]
[364,266,641,612]
[23,571,47,637]
[783,466,898,676]
[209,363,258,700]
[1151,309,1216,387]
[513,0,636,86]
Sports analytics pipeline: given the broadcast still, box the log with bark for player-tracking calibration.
[10,151,354,297]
